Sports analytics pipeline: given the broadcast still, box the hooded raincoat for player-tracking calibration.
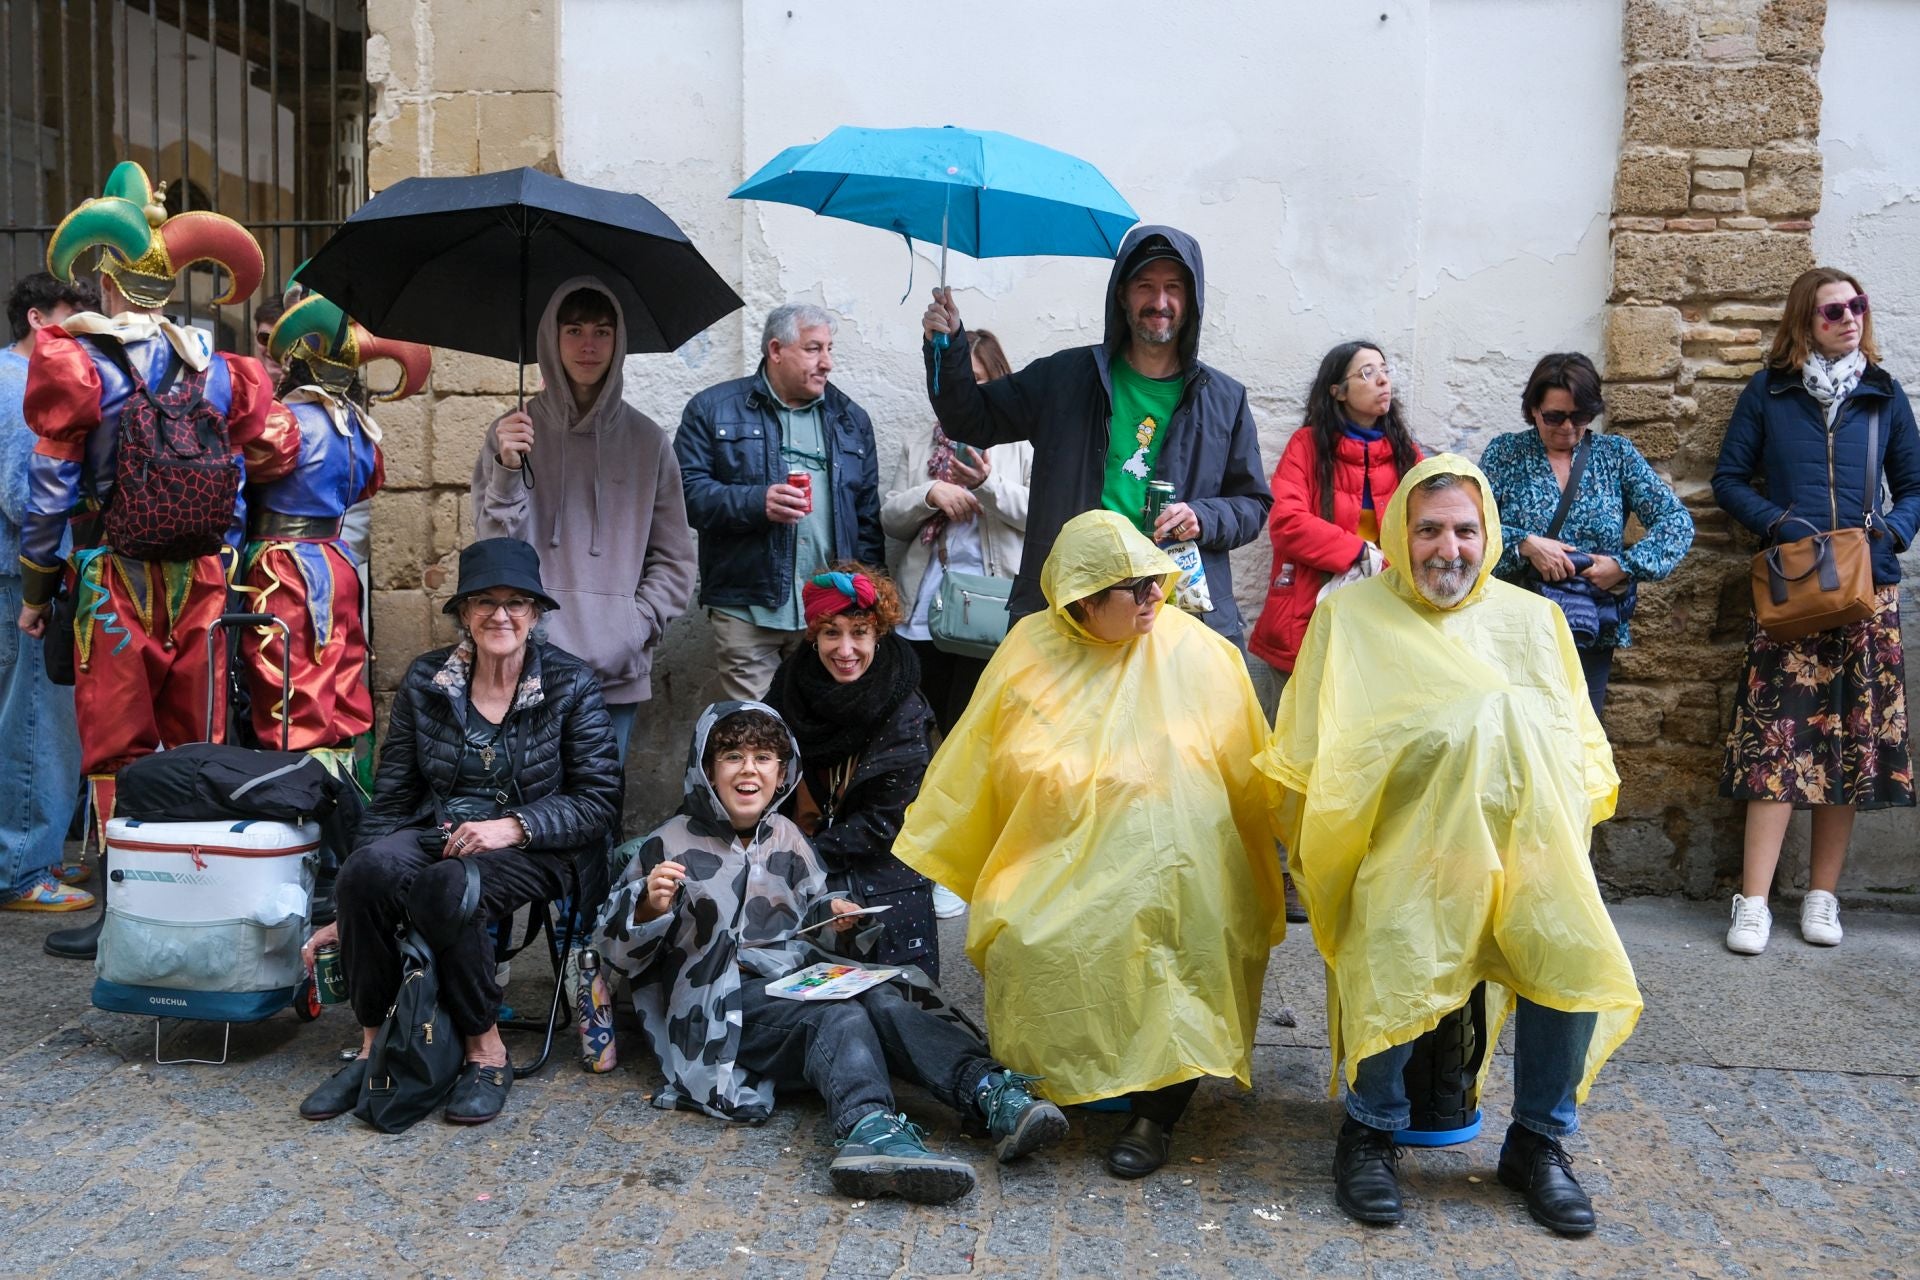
[472,277,695,704]
[1256,454,1641,1101]
[894,510,1284,1104]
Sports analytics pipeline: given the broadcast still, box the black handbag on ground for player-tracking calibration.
[1530,432,1638,648]
[353,857,480,1134]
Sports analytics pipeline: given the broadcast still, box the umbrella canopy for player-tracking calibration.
[730,125,1137,266]
[295,167,741,364]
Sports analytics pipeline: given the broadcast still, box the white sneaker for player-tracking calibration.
[1726,894,1772,955]
[931,885,967,919]
[1800,890,1843,946]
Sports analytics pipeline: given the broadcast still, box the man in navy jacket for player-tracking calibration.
[921,225,1272,645]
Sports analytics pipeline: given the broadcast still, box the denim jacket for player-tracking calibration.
[674,368,883,610]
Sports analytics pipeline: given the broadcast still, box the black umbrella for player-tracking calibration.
[295,167,742,482]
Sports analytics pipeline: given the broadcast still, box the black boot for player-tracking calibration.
[1105,1116,1173,1178]
[1333,1117,1403,1224]
[45,863,105,959]
[1497,1123,1595,1236]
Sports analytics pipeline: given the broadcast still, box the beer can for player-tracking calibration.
[788,469,813,515]
[577,947,618,1073]
[313,943,348,1005]
[1144,480,1177,530]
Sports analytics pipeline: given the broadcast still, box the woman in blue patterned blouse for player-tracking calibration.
[1479,353,1695,717]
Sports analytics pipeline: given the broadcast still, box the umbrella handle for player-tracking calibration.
[931,332,948,396]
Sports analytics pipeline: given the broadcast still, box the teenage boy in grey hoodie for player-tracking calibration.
[473,279,695,759]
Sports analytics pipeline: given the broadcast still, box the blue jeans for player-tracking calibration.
[0,577,82,898]
[1347,998,1597,1139]
[606,702,638,764]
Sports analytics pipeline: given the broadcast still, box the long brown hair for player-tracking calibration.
[968,328,1013,382]
[1303,340,1420,521]
[1770,267,1879,370]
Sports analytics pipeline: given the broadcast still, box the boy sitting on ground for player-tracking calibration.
[594,701,1067,1203]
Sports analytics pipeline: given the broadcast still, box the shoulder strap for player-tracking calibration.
[1544,431,1593,541]
[457,856,482,927]
[1864,408,1882,527]
[93,335,145,391]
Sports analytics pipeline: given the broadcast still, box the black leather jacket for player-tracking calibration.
[361,640,621,853]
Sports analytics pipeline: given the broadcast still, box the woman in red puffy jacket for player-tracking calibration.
[1250,341,1424,690]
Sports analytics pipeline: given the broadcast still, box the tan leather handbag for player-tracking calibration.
[1749,409,1880,642]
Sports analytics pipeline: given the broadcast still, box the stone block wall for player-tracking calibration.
[1595,0,1825,894]
[358,0,560,713]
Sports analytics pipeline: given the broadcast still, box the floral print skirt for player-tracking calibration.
[1721,585,1915,809]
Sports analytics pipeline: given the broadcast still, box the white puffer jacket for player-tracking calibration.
[880,430,1032,607]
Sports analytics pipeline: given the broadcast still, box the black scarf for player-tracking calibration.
[769,632,922,768]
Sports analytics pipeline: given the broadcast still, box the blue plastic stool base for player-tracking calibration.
[1393,1110,1482,1148]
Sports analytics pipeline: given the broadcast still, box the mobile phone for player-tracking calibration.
[951,442,976,465]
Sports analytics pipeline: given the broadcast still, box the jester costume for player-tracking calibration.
[21,161,270,847]
[241,293,427,761]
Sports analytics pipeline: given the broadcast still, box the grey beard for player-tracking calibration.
[1131,317,1179,348]
[1417,557,1475,607]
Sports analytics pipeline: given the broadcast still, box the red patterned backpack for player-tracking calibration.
[95,339,240,561]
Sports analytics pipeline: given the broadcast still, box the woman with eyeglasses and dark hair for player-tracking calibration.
[1251,341,1423,710]
[1713,267,1920,957]
[1480,352,1693,717]
[895,510,1283,1180]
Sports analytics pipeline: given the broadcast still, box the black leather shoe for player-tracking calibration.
[1497,1124,1595,1236]
[299,1057,368,1121]
[444,1059,512,1125]
[1333,1117,1403,1224]
[44,911,103,960]
[1105,1116,1172,1179]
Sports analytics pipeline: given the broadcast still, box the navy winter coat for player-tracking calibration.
[1712,363,1920,586]
[674,369,883,610]
[924,224,1273,643]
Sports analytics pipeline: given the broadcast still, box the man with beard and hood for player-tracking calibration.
[895,510,1284,1180]
[920,225,1271,645]
[595,701,1067,1204]
[1255,454,1642,1237]
[473,279,696,761]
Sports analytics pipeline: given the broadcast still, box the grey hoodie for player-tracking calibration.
[472,276,695,703]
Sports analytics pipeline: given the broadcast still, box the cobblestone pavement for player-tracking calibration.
[2,896,1916,1279]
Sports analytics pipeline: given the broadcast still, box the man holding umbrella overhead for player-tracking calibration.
[921,225,1271,646]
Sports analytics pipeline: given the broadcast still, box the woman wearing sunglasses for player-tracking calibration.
[1480,352,1694,717]
[894,510,1283,1179]
[1713,267,1920,957]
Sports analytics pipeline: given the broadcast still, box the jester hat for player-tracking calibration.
[269,292,432,402]
[47,161,264,309]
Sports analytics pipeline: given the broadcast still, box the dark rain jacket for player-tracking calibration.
[674,368,884,610]
[924,223,1273,643]
[1712,362,1920,586]
[361,640,622,854]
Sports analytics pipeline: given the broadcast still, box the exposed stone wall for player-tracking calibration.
[358,0,560,714]
[1596,0,1825,894]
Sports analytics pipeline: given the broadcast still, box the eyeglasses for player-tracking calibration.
[465,595,537,619]
[1345,363,1392,385]
[1105,576,1159,605]
[715,749,781,767]
[254,330,273,348]
[1538,409,1597,428]
[1816,295,1869,324]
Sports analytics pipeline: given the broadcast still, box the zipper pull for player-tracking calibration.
[423,1022,434,1044]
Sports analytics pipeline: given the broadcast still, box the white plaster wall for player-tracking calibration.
[558,0,1621,817]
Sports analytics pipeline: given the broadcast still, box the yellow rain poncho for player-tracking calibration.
[895,510,1284,1104]
[1255,454,1641,1101]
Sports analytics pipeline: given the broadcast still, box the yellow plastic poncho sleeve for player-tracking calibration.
[896,510,1285,1105]
[1255,454,1641,1101]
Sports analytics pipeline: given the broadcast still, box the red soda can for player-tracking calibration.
[788,468,813,515]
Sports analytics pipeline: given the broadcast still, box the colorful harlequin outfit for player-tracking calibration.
[21,161,268,837]
[240,293,428,762]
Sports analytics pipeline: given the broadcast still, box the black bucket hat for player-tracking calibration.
[443,537,562,614]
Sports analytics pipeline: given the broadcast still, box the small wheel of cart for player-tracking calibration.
[292,975,324,1022]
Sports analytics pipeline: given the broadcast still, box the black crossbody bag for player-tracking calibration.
[1531,433,1638,647]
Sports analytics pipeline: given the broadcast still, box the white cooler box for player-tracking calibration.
[93,817,320,1022]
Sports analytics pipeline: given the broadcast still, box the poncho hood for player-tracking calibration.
[681,699,803,839]
[1378,452,1504,613]
[1038,509,1179,643]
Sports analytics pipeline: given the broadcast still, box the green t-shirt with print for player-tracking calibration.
[1102,356,1186,530]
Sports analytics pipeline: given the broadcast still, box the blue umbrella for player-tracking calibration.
[731,124,1137,278]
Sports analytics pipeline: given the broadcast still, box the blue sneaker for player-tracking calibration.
[977,1070,1069,1162]
[829,1111,976,1204]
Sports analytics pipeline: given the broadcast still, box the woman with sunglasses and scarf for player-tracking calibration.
[1480,352,1694,717]
[1714,268,1920,957]
[895,511,1283,1179]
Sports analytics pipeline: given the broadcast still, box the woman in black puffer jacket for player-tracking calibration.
[768,563,940,979]
[296,539,620,1127]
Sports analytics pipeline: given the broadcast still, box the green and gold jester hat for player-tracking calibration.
[47,161,264,309]
[269,292,432,401]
